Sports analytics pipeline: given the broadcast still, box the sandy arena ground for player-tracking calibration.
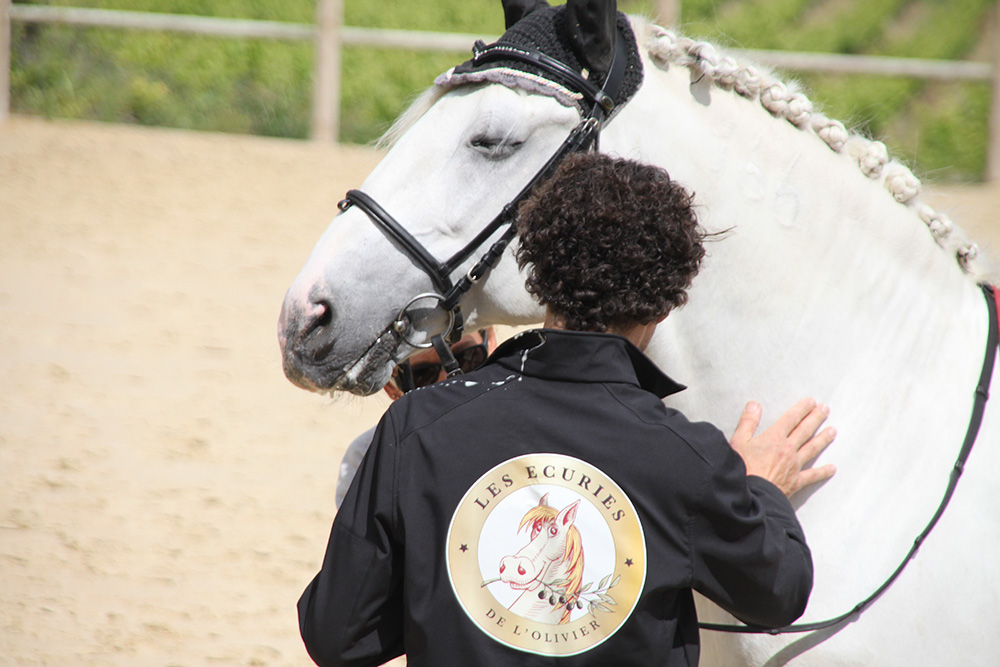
[1,115,998,666]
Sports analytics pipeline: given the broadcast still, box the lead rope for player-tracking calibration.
[701,283,1000,635]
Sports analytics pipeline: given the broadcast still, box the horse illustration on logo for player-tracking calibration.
[483,493,619,625]
[447,454,644,656]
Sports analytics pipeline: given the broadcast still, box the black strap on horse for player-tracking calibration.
[337,24,630,369]
[468,40,618,125]
[700,283,1000,635]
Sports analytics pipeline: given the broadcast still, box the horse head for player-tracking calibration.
[499,494,581,592]
[278,0,637,395]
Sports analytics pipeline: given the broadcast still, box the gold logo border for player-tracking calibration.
[446,453,646,657]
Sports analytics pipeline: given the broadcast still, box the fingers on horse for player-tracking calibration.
[772,397,819,437]
[797,426,837,468]
[788,401,830,445]
[731,401,762,445]
[795,462,838,495]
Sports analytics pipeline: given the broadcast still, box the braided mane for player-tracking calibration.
[379,16,986,279]
[636,19,984,278]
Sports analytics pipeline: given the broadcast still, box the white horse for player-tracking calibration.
[278,1,999,664]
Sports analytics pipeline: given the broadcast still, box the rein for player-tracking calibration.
[701,283,1000,635]
[336,25,630,371]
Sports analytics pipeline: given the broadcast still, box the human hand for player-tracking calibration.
[729,398,837,498]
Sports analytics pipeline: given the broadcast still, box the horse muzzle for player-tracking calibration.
[278,296,396,396]
[499,555,541,590]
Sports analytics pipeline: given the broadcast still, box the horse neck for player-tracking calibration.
[604,48,988,428]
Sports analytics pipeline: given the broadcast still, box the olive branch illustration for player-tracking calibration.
[481,572,620,616]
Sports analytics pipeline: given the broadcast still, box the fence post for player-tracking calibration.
[2,0,11,125]
[656,0,680,26]
[312,0,342,142]
[988,0,1000,181]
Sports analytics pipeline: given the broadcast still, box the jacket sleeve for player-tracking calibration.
[298,413,405,667]
[689,445,814,629]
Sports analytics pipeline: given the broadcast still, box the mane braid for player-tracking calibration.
[636,19,984,278]
[376,17,986,278]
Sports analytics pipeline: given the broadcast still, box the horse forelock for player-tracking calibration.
[377,85,448,150]
[631,16,986,280]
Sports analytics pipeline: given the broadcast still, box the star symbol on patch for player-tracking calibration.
[460,544,469,552]
[624,558,633,567]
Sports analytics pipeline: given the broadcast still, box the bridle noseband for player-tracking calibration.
[336,26,630,374]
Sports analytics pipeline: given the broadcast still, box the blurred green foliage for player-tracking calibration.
[8,0,995,180]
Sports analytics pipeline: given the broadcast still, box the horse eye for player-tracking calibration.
[548,525,558,537]
[469,134,524,159]
[470,135,501,149]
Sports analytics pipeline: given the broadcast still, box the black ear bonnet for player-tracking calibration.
[435,6,643,119]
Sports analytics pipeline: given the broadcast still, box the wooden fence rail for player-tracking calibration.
[2,0,998,178]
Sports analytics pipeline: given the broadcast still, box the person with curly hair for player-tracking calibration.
[299,152,836,667]
[516,152,705,334]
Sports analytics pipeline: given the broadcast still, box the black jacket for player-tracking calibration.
[299,329,813,666]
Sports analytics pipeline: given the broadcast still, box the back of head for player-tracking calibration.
[515,153,706,332]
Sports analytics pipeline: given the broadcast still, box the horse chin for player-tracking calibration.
[508,580,540,591]
[333,349,395,396]
[283,334,399,397]
[501,574,541,591]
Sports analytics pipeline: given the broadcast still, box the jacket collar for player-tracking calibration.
[488,328,686,399]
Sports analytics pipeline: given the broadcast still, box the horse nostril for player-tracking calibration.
[518,565,526,576]
[300,299,334,344]
[294,298,338,363]
[311,299,333,331]
[500,564,505,574]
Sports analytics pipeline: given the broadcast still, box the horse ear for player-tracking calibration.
[501,0,551,30]
[558,500,580,527]
[565,0,617,75]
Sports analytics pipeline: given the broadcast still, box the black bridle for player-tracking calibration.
[337,28,630,373]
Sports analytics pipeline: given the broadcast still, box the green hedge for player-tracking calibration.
[8,0,995,180]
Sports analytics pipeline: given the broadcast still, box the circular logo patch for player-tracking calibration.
[446,453,646,657]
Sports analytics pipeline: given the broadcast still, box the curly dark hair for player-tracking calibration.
[515,152,705,333]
